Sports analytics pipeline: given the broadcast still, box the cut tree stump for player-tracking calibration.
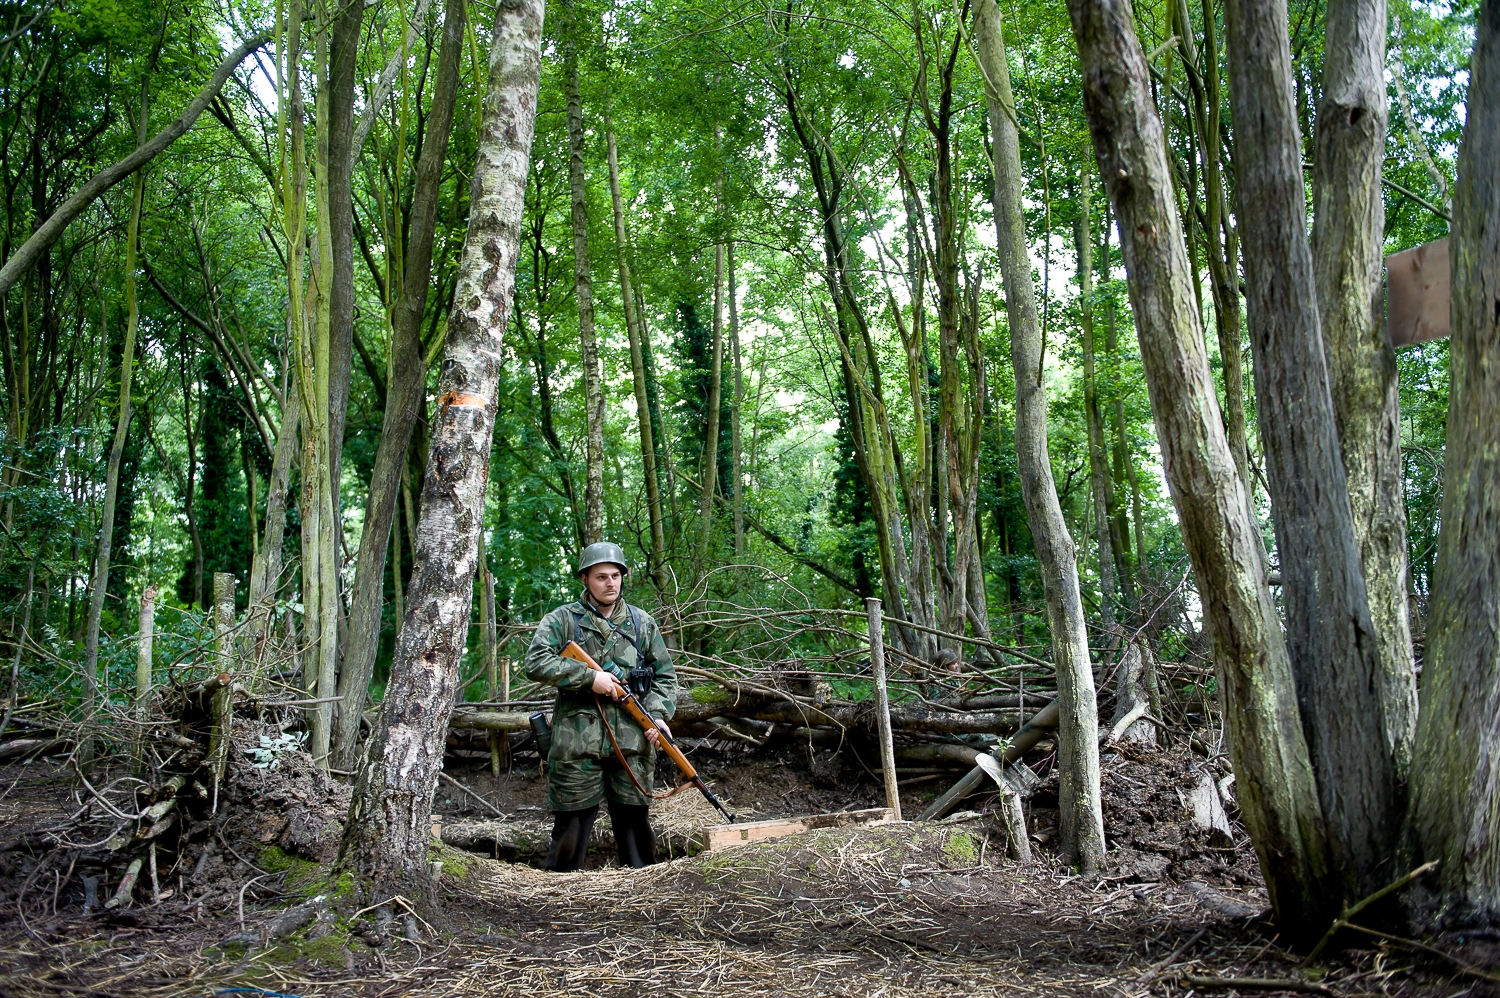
[697,807,897,852]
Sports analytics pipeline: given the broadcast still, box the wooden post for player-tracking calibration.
[209,573,236,807]
[133,584,157,774]
[480,555,505,776]
[866,597,901,820]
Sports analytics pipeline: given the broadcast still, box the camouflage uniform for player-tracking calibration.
[524,597,679,811]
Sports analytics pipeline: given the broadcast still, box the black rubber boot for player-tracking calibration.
[543,805,599,871]
[608,800,657,868]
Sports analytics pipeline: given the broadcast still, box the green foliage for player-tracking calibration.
[0,0,1471,717]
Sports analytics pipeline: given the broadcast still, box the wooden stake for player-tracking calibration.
[209,573,236,808]
[866,598,901,820]
[479,548,504,776]
[133,584,156,774]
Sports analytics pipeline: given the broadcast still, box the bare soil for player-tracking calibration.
[0,737,1495,997]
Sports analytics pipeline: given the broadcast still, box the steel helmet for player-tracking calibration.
[576,541,629,577]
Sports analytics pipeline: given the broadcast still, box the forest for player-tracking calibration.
[0,0,1495,990]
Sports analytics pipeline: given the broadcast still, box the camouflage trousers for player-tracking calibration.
[546,706,656,810]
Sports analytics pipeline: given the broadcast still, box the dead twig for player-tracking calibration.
[1305,859,1439,963]
[437,770,507,819]
[237,871,278,931]
[1178,973,1333,994]
[1138,925,1207,984]
[1338,923,1500,985]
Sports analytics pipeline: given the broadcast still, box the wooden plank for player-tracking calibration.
[1386,237,1450,347]
[699,807,896,851]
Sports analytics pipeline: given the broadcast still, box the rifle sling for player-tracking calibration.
[592,693,693,802]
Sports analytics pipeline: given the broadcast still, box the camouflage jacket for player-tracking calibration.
[524,597,679,758]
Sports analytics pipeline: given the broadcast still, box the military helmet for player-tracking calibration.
[576,541,629,577]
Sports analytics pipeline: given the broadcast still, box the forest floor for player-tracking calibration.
[0,737,1496,997]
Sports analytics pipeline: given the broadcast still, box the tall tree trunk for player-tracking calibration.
[1225,0,1398,903]
[729,240,744,556]
[247,372,299,656]
[333,0,466,771]
[892,278,940,656]
[782,80,913,632]
[1198,0,1250,487]
[1102,244,1148,578]
[339,0,542,896]
[1408,0,1500,921]
[975,0,1105,875]
[84,61,154,726]
[1077,187,1117,639]
[282,0,314,735]
[698,239,725,559]
[1311,0,1418,775]
[325,0,362,514]
[303,0,340,767]
[606,123,666,587]
[1064,0,1334,937]
[563,0,604,545]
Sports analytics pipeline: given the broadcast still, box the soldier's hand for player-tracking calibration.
[645,719,671,747]
[591,669,626,700]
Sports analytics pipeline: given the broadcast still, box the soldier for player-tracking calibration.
[524,542,679,871]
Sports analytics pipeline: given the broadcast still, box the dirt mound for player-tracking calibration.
[221,732,352,863]
[1099,742,1261,890]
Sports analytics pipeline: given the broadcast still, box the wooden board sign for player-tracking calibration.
[1386,237,1450,348]
[698,807,897,852]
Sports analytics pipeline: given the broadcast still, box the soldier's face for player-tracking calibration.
[584,565,623,607]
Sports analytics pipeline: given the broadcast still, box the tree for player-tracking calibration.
[975,0,1105,875]
[1311,0,1419,776]
[1064,0,1333,936]
[1225,0,1400,904]
[339,0,544,895]
[83,28,160,737]
[562,0,605,545]
[1408,0,1500,923]
[333,0,468,770]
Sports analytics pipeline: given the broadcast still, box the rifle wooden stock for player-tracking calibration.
[559,640,719,805]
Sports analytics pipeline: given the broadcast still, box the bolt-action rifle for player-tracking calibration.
[559,640,736,824]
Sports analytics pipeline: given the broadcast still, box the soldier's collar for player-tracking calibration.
[577,594,629,625]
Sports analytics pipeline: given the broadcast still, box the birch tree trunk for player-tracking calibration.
[339,0,543,896]
[1408,0,1500,921]
[975,0,1104,875]
[1063,0,1335,936]
[564,0,604,545]
[606,123,667,587]
[1311,0,1419,775]
[1224,0,1398,902]
[333,0,466,771]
